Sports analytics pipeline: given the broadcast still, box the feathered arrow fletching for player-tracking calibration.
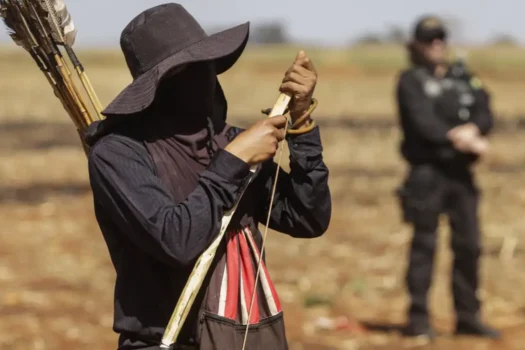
[0,0,101,153]
[52,0,76,46]
[41,0,76,46]
[28,0,77,46]
[0,0,30,49]
[0,0,76,49]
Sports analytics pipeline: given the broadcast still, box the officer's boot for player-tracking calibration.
[403,302,436,338]
[455,317,501,339]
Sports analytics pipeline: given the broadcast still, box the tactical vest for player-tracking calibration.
[414,63,477,127]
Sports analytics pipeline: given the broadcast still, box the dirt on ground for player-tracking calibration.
[1,121,525,350]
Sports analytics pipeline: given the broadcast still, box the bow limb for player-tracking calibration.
[159,92,291,349]
[241,92,291,349]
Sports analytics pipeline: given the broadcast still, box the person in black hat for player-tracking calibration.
[85,3,331,350]
[395,15,500,339]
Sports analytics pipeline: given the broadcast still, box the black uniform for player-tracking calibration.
[395,61,494,332]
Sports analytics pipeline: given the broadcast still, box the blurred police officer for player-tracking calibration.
[395,15,500,339]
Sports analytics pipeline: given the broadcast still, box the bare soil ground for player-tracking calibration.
[1,121,525,350]
[2,45,525,349]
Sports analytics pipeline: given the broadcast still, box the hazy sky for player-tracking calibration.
[0,0,523,47]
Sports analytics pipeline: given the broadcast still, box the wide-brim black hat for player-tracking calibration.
[102,3,249,117]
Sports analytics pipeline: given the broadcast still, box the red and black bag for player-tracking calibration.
[196,226,288,350]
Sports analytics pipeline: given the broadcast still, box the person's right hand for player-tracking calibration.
[447,124,490,156]
[469,137,490,156]
[447,123,479,152]
[224,115,288,166]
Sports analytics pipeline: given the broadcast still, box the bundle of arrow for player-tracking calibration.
[0,0,102,153]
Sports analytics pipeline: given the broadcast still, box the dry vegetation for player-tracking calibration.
[1,44,525,349]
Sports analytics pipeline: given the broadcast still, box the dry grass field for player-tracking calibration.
[2,43,525,349]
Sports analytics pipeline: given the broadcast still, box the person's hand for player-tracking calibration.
[224,116,287,166]
[447,123,490,156]
[447,123,480,153]
[470,137,490,156]
[279,51,317,126]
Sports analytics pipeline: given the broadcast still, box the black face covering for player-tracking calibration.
[153,61,217,119]
[139,61,233,202]
[84,61,229,155]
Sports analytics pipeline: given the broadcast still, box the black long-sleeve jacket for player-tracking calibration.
[87,124,331,347]
[396,64,494,166]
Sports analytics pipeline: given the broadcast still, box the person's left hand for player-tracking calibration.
[279,51,317,125]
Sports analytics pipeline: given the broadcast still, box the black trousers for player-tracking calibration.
[401,164,482,326]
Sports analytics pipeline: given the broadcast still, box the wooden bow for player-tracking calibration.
[240,94,293,349]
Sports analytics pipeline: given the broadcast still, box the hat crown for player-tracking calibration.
[120,3,207,79]
[412,15,447,41]
[419,16,442,30]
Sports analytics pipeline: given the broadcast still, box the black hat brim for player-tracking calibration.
[101,22,250,117]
